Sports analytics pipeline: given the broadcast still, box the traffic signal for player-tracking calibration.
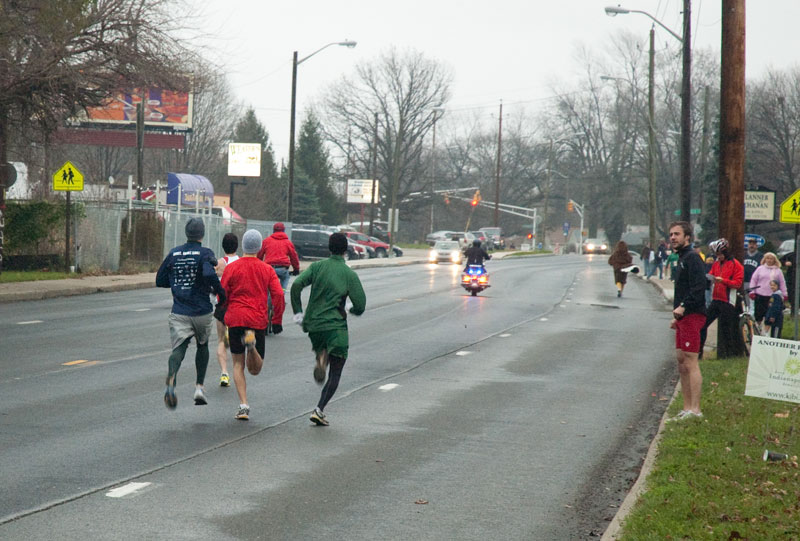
[526,233,533,239]
[567,201,574,212]
[471,198,478,207]
[471,189,481,207]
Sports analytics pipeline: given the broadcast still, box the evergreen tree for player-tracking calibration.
[228,108,282,220]
[296,111,342,224]
[292,170,321,224]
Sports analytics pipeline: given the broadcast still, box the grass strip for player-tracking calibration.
[0,271,74,283]
[619,354,800,540]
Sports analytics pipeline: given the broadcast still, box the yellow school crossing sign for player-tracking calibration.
[53,161,84,191]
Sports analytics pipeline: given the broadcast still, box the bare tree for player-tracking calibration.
[320,48,452,223]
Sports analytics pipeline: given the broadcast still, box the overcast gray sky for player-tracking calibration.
[193,0,800,161]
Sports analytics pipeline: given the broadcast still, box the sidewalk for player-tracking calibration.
[0,248,521,304]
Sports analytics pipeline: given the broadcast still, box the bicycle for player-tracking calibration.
[738,287,763,355]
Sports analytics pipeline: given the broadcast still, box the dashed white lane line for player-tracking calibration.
[560,304,567,308]
[455,351,471,356]
[540,317,549,322]
[499,333,511,338]
[17,320,43,325]
[132,308,150,312]
[379,383,399,391]
[106,482,151,498]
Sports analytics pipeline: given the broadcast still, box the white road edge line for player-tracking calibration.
[378,383,399,391]
[17,320,44,325]
[106,482,151,498]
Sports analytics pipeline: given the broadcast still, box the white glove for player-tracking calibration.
[293,312,304,325]
[345,300,353,312]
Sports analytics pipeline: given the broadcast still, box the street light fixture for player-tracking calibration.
[605,4,692,223]
[287,40,357,221]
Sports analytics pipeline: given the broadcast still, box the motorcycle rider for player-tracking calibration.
[464,239,491,271]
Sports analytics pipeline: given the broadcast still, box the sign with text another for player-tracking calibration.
[745,190,775,221]
[746,336,800,404]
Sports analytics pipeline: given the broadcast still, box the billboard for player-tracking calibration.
[84,88,193,129]
[347,179,379,204]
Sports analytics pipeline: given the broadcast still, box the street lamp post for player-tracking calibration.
[287,40,357,221]
[605,4,691,222]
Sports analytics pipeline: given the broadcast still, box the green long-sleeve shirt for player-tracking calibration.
[290,255,366,332]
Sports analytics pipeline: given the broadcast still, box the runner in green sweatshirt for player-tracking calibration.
[290,232,366,426]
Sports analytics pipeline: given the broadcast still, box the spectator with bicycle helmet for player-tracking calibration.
[748,252,787,326]
[699,238,745,359]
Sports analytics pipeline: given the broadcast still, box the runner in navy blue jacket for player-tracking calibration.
[156,218,226,409]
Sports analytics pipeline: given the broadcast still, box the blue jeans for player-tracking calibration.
[647,260,663,279]
[267,266,290,324]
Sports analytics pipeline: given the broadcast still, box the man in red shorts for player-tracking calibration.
[668,221,707,421]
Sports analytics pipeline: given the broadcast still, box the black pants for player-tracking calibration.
[700,300,746,359]
[317,355,346,411]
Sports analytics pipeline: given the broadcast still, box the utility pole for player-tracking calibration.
[680,0,693,222]
[699,85,711,215]
[494,101,503,227]
[369,112,378,238]
[136,100,144,201]
[648,27,657,251]
[718,0,745,262]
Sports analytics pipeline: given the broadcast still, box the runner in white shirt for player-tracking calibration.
[214,233,240,386]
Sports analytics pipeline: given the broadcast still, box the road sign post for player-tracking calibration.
[53,161,84,273]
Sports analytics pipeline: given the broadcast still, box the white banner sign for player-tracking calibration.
[347,179,378,204]
[228,143,262,177]
[745,335,800,404]
[745,190,775,221]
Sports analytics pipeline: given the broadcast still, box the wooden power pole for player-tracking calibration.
[719,0,745,263]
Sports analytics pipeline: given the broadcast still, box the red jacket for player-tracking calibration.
[257,232,300,271]
[710,258,743,304]
[221,257,285,328]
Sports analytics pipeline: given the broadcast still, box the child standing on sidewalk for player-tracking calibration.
[764,279,785,338]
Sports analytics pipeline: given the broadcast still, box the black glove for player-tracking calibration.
[291,268,300,276]
[271,323,283,335]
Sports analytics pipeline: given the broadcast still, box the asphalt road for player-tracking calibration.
[0,255,677,540]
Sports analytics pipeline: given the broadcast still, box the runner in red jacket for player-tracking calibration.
[256,222,300,333]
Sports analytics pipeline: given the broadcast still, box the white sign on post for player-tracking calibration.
[745,336,800,404]
[744,190,775,221]
[228,143,262,177]
[347,179,378,204]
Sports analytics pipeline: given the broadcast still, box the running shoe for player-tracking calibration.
[665,410,689,423]
[617,290,622,297]
[243,329,256,351]
[235,405,250,420]
[164,380,177,410]
[313,349,328,384]
[220,373,230,387]
[310,407,329,426]
[193,386,208,405]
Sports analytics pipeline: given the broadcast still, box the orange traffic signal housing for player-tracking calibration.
[567,201,574,212]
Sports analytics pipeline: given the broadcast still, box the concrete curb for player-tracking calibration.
[601,384,680,540]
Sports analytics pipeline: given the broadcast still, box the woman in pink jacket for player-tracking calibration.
[749,252,788,325]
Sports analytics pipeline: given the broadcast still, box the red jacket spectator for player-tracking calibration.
[257,222,300,272]
[709,257,743,304]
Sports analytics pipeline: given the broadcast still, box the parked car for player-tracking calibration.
[428,240,463,264]
[449,231,476,248]
[349,221,390,242]
[291,229,358,260]
[582,238,609,254]
[479,227,504,249]
[343,230,390,258]
[470,231,491,248]
[778,239,794,258]
[347,237,370,259]
[426,230,455,246]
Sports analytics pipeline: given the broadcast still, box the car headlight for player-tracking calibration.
[587,243,595,250]
[451,252,461,262]
[429,250,437,261]
[601,244,607,250]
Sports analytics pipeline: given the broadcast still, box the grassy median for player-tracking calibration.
[619,352,800,540]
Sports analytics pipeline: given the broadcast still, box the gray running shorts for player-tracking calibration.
[168,312,213,350]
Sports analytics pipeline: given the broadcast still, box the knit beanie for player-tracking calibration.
[242,229,262,254]
[185,218,205,241]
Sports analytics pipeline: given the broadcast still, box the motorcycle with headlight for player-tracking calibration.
[461,265,490,296]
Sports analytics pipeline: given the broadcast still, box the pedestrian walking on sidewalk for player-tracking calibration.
[608,240,633,297]
[290,232,366,427]
[156,218,226,410]
[641,242,652,280]
[700,238,745,359]
[214,233,240,387]
[667,221,706,421]
[220,229,285,420]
